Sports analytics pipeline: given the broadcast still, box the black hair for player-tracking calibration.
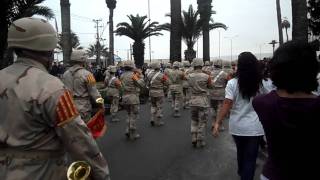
[270,41,319,93]
[237,52,262,100]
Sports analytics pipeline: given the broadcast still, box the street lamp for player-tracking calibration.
[224,35,238,61]
[269,40,278,55]
[147,0,152,63]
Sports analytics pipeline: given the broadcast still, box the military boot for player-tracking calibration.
[191,133,197,147]
[173,110,181,118]
[132,130,141,140]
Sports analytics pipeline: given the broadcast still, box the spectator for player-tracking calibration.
[50,62,59,76]
[253,41,320,180]
[212,52,265,180]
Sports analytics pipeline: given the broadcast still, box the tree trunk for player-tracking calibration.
[60,0,72,65]
[170,0,182,63]
[133,41,145,68]
[108,8,114,66]
[202,23,210,61]
[291,0,308,42]
[184,48,196,62]
[0,0,9,69]
[285,28,289,42]
[276,0,284,45]
[198,0,212,62]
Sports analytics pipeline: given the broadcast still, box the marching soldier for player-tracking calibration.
[120,61,145,140]
[105,66,122,122]
[147,62,169,126]
[167,61,185,117]
[164,62,172,99]
[182,61,193,109]
[0,17,109,180]
[63,50,104,123]
[187,59,213,147]
[210,60,229,131]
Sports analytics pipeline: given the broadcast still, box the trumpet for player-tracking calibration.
[67,161,91,180]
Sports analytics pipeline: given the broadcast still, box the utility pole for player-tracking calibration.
[93,19,102,67]
[148,0,152,63]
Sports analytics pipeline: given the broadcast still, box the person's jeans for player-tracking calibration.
[232,135,263,180]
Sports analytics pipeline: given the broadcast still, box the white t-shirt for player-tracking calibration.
[225,78,265,136]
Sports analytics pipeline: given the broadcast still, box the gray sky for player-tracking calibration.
[43,0,292,61]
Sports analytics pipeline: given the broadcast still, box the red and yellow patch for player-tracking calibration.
[56,91,79,126]
[86,74,96,85]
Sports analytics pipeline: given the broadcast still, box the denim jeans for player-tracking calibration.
[232,135,263,180]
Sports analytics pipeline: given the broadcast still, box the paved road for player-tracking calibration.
[97,100,264,180]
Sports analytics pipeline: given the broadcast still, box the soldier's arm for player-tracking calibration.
[85,72,104,104]
[132,72,146,89]
[207,75,214,89]
[44,90,110,180]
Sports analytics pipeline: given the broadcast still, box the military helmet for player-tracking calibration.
[109,66,117,73]
[123,60,135,68]
[204,61,210,66]
[70,50,88,62]
[183,61,190,67]
[214,60,223,67]
[192,59,204,67]
[173,61,180,68]
[165,62,172,68]
[117,61,124,68]
[150,62,161,69]
[8,17,57,51]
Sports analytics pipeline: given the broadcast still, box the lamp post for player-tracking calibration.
[269,40,278,55]
[224,35,238,61]
[148,0,152,63]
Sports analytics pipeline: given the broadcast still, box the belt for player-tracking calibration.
[73,96,89,99]
[0,148,65,160]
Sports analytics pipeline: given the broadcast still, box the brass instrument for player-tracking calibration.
[67,161,91,180]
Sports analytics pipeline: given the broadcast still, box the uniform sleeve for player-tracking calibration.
[207,75,214,89]
[85,72,102,101]
[44,90,110,180]
[225,79,235,100]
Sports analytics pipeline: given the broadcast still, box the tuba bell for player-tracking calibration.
[67,161,91,180]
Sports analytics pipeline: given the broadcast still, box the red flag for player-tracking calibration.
[87,108,107,139]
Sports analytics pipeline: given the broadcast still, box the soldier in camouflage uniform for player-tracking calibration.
[104,66,111,86]
[63,50,104,123]
[168,61,185,117]
[202,61,212,73]
[105,66,122,122]
[164,62,172,99]
[187,59,213,148]
[0,17,110,180]
[120,61,145,140]
[210,60,229,131]
[182,61,193,109]
[147,62,169,126]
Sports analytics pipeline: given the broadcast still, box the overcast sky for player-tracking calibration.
[42,0,293,61]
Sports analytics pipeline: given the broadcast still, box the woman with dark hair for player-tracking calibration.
[212,52,266,180]
[253,41,320,180]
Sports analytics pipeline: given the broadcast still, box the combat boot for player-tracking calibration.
[150,121,155,126]
[132,130,141,140]
[173,110,181,118]
[156,121,164,126]
[191,133,197,147]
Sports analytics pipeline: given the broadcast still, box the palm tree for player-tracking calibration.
[197,0,213,62]
[162,5,226,61]
[170,0,182,62]
[87,42,109,65]
[106,0,117,66]
[58,32,83,50]
[291,0,308,42]
[60,0,72,65]
[0,0,54,69]
[276,0,284,46]
[282,18,291,42]
[115,14,164,68]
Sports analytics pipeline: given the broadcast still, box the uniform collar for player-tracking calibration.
[16,57,48,73]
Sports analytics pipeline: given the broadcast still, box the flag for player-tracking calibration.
[86,108,107,139]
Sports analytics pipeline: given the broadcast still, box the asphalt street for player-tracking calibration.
[97,99,264,180]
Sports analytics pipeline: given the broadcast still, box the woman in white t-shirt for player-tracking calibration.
[212,52,265,180]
